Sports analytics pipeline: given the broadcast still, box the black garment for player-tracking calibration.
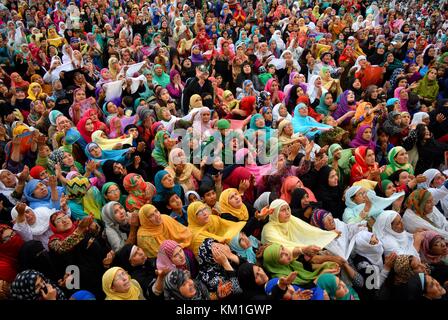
[181,77,214,114]
[18,240,59,282]
[0,194,13,225]
[102,160,127,194]
[313,165,345,220]
[429,99,448,139]
[290,188,320,223]
[13,98,32,113]
[114,244,161,300]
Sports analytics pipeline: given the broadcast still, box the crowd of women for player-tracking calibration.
[1,0,448,301]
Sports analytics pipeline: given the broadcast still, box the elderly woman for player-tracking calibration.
[137,204,192,258]
[403,190,448,239]
[102,267,145,300]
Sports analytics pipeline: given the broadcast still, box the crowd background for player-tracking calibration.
[0,0,448,301]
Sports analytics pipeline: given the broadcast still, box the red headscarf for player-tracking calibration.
[76,115,94,143]
[223,167,255,203]
[239,96,256,117]
[350,146,378,184]
[48,212,77,243]
[0,224,24,282]
[279,176,316,203]
[296,96,322,122]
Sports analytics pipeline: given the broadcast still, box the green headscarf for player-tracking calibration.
[152,64,170,88]
[262,243,335,285]
[380,146,414,180]
[316,92,331,116]
[101,182,126,206]
[380,179,393,195]
[413,71,439,102]
[151,130,170,167]
[316,273,360,300]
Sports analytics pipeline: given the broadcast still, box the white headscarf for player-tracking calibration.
[11,206,54,236]
[410,112,429,126]
[306,75,327,102]
[324,218,366,260]
[0,169,18,204]
[272,103,292,123]
[270,30,286,51]
[354,230,384,267]
[373,210,419,257]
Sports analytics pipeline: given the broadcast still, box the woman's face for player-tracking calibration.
[148,208,162,225]
[161,174,175,188]
[279,105,288,117]
[171,246,186,267]
[362,128,372,141]
[352,188,367,205]
[228,191,243,209]
[201,111,211,123]
[270,81,279,91]
[314,77,322,86]
[89,145,102,158]
[278,205,291,223]
[112,162,126,176]
[278,245,292,265]
[335,277,349,298]
[111,269,131,293]
[427,68,438,81]
[160,89,170,102]
[296,86,304,96]
[292,73,300,85]
[328,169,338,187]
[255,117,265,128]
[399,90,408,100]
[323,214,336,231]
[179,278,196,298]
[253,265,269,286]
[283,123,293,136]
[424,275,447,299]
[384,182,397,197]
[0,171,17,188]
[106,184,121,201]
[298,106,308,117]
[300,193,310,208]
[369,234,379,245]
[196,207,210,225]
[365,149,375,166]
[398,78,408,88]
[395,150,408,165]
[113,203,127,223]
[33,182,48,199]
[85,119,94,132]
[424,194,435,215]
[431,173,446,188]
[386,53,394,63]
[347,91,355,102]
[183,59,192,68]
[391,215,404,233]
[107,102,118,114]
[24,208,36,225]
[130,246,147,266]
[324,93,333,106]
[53,213,73,232]
[62,152,75,167]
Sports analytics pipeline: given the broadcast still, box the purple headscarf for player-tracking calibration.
[349,125,376,150]
[333,90,356,122]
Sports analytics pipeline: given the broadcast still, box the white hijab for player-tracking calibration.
[307,75,327,102]
[11,206,54,236]
[373,210,419,257]
[403,207,448,240]
[0,169,18,204]
[410,112,429,126]
[354,230,384,268]
[325,219,366,260]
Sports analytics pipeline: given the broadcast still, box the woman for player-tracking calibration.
[156,240,198,278]
[91,130,133,151]
[380,146,414,180]
[289,188,319,223]
[218,188,250,222]
[403,190,448,239]
[373,210,421,257]
[152,170,185,214]
[151,130,175,168]
[419,231,448,284]
[314,166,346,219]
[0,224,24,284]
[85,142,132,166]
[316,273,360,300]
[263,243,337,286]
[23,179,63,210]
[222,166,256,204]
[101,201,138,252]
[65,176,102,221]
[123,174,154,212]
[187,201,246,257]
[102,267,144,300]
[332,90,357,125]
[320,66,343,98]
[10,269,66,300]
[164,269,210,300]
[261,199,337,252]
[137,204,192,258]
[165,148,202,193]
[413,68,439,105]
[349,125,376,150]
[350,146,380,184]
[280,175,316,204]
[316,92,336,116]
[343,186,405,224]
[291,103,332,140]
[102,182,126,206]
[414,124,448,175]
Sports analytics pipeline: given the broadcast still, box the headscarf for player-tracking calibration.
[11,206,52,236]
[187,201,245,256]
[137,204,192,257]
[10,269,65,300]
[0,169,18,204]
[123,174,149,211]
[102,267,142,300]
[91,130,133,150]
[263,243,336,286]
[0,224,24,282]
[151,130,170,167]
[413,71,439,102]
[373,210,419,257]
[164,269,209,300]
[65,176,101,220]
[351,146,378,180]
[84,142,130,165]
[280,176,316,203]
[23,179,60,209]
[291,103,332,138]
[353,102,375,128]
[152,170,183,203]
[349,125,376,150]
[333,90,356,121]
[381,146,414,180]
[156,240,188,272]
[406,189,432,218]
[383,111,403,136]
[316,273,359,300]
[218,188,249,221]
[261,199,337,252]
[229,232,258,264]
[101,201,128,251]
[354,230,384,267]
[420,231,446,264]
[410,112,429,126]
[222,167,255,203]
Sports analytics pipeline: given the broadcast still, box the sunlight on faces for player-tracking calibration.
[328,169,339,187]
[89,145,102,158]
[130,246,147,266]
[278,245,292,265]
[362,128,372,141]
[394,150,409,165]
[383,181,397,197]
[196,207,210,225]
[171,246,186,267]
[161,174,175,188]
[365,149,375,165]
[33,182,48,199]
[351,188,367,205]
[147,208,162,225]
[106,185,121,201]
[391,215,404,233]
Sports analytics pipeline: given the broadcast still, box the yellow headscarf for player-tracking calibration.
[27,82,42,101]
[353,102,374,128]
[261,199,338,251]
[352,179,378,190]
[187,201,245,256]
[102,267,143,300]
[12,123,30,137]
[218,188,249,221]
[91,130,133,150]
[137,204,192,258]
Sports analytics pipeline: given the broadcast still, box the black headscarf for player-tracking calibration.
[290,188,316,223]
[314,166,345,220]
[163,269,210,300]
[10,269,66,300]
[102,160,127,193]
[237,262,270,300]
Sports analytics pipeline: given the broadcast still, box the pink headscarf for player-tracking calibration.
[420,231,446,264]
[394,87,408,112]
[156,240,188,271]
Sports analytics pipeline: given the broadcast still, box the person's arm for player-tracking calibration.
[12,166,29,199]
[13,203,33,242]
[413,231,425,252]
[10,136,21,163]
[48,216,92,254]
[48,176,60,206]
[125,212,139,246]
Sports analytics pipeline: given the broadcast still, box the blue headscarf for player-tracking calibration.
[244,113,273,142]
[291,103,332,139]
[24,179,63,209]
[70,290,96,300]
[84,142,130,165]
[153,170,183,203]
[230,233,258,264]
[265,278,325,300]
